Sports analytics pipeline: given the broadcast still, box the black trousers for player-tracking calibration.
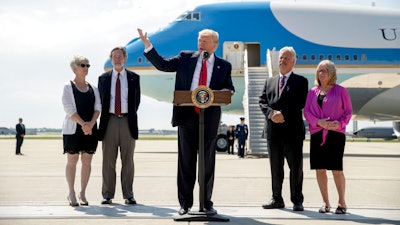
[16,136,24,154]
[177,108,220,209]
[267,138,304,204]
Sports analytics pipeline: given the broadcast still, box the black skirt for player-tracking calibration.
[63,125,98,154]
[310,130,346,170]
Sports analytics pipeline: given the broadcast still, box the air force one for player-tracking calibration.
[104,1,400,150]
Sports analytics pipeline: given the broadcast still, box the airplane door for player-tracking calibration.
[223,41,244,75]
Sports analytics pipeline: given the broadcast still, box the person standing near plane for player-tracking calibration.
[304,60,352,214]
[98,46,141,205]
[235,117,248,158]
[62,55,101,206]
[15,117,25,155]
[137,28,234,216]
[259,46,308,211]
[226,125,235,155]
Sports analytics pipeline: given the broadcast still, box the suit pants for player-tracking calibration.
[267,138,304,204]
[16,136,23,154]
[102,115,136,199]
[177,108,220,209]
[237,136,246,157]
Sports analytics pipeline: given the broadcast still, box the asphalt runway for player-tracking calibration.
[0,138,399,225]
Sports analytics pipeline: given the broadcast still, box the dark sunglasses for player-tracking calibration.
[80,64,91,68]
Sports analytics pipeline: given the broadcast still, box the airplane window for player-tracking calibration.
[138,57,142,63]
[176,13,188,21]
[361,54,367,61]
[192,12,200,20]
[175,12,200,21]
[319,55,324,61]
[336,54,341,61]
[353,55,358,61]
[311,55,316,61]
[328,55,333,60]
[302,55,307,61]
[345,54,350,61]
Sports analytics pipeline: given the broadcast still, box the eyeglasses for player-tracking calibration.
[80,64,91,68]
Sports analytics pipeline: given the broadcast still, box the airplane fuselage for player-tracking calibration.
[104,1,400,122]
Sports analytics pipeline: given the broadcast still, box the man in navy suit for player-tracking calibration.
[235,117,248,158]
[259,46,308,211]
[138,28,234,216]
[15,117,25,155]
[98,46,141,205]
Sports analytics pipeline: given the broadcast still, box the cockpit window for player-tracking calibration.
[176,12,200,21]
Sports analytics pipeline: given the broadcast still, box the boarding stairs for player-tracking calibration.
[244,67,269,155]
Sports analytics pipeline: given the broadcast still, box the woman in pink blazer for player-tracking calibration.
[304,60,352,214]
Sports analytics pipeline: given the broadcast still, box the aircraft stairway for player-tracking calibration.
[245,67,269,155]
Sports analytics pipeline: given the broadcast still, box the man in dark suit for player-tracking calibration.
[137,28,234,216]
[15,117,25,155]
[259,46,308,211]
[98,46,141,205]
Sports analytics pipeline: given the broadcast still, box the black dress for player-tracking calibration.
[63,82,98,154]
[310,93,345,170]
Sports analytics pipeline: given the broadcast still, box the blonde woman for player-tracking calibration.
[304,60,352,214]
[62,55,101,206]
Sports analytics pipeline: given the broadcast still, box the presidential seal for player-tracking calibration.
[191,85,214,109]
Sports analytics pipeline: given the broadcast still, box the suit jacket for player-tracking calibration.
[97,69,141,140]
[259,72,308,141]
[16,123,25,138]
[144,48,234,127]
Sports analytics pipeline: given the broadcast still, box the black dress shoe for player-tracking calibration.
[205,206,217,215]
[67,196,79,207]
[293,203,304,211]
[101,198,112,204]
[178,207,189,215]
[125,197,137,205]
[262,199,285,209]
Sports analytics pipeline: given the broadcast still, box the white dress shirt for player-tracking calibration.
[110,69,129,114]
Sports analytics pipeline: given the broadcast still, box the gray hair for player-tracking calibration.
[70,55,89,69]
[279,46,297,64]
[109,46,128,59]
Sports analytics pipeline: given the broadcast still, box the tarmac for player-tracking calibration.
[0,138,399,225]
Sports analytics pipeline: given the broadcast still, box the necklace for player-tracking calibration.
[73,80,88,92]
[319,86,331,95]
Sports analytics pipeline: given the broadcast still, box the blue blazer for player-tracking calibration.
[144,48,234,126]
[97,69,141,140]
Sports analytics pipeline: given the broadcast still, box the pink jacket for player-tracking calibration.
[304,84,353,146]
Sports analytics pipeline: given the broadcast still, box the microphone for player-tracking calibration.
[202,51,209,60]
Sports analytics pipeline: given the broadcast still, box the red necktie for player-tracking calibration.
[195,60,208,114]
[199,59,207,86]
[115,73,121,116]
[279,75,286,96]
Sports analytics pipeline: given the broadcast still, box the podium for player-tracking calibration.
[173,86,232,222]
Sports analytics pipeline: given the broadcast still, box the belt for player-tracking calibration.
[111,113,128,118]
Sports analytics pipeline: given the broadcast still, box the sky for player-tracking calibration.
[0,0,398,130]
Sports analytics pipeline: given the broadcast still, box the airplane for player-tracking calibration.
[103,1,400,151]
[353,126,399,140]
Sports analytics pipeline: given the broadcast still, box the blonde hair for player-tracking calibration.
[315,60,337,86]
[199,29,219,44]
[70,55,89,69]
